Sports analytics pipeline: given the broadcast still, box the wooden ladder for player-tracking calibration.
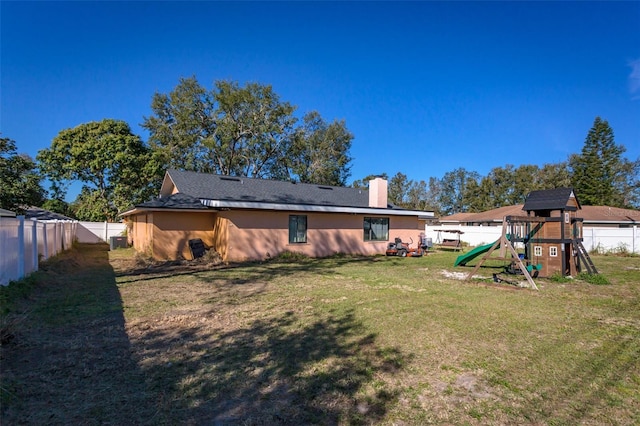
[573,241,598,274]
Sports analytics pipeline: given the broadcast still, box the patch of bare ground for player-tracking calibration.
[112,248,227,276]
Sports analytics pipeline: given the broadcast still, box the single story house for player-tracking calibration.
[439,204,639,228]
[120,170,434,261]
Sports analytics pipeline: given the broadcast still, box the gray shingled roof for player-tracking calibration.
[166,169,373,208]
[523,188,579,211]
[137,192,210,209]
[25,207,74,221]
[0,208,16,217]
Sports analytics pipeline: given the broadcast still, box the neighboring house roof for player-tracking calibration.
[0,208,16,217]
[122,169,435,218]
[580,206,640,224]
[523,187,580,211]
[441,205,525,224]
[25,207,75,221]
[441,204,639,225]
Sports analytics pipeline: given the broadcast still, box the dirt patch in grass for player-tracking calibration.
[111,248,227,275]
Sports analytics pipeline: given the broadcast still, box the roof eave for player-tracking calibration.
[119,207,213,217]
[200,199,434,217]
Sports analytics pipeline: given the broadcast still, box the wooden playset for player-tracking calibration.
[457,188,598,289]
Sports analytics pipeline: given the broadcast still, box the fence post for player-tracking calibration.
[43,222,49,260]
[104,221,108,242]
[55,221,60,256]
[31,220,38,272]
[17,215,25,280]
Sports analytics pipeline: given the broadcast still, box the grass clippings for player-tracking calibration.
[1,244,639,425]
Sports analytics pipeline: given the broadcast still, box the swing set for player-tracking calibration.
[455,188,598,291]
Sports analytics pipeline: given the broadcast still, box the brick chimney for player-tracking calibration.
[368,177,388,208]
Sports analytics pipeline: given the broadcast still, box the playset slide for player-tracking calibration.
[454,240,499,267]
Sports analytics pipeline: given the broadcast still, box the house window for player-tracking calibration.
[549,246,558,257]
[289,215,307,244]
[364,217,389,241]
[565,213,570,224]
[534,246,542,257]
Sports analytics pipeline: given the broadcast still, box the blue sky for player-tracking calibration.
[2,1,639,199]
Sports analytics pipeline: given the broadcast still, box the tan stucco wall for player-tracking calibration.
[220,210,424,262]
[126,208,425,262]
[151,211,218,260]
[211,215,230,260]
[129,213,154,256]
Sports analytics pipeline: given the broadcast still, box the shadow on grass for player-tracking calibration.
[118,254,407,423]
[0,243,154,424]
[136,308,405,424]
[116,254,381,301]
[2,244,407,425]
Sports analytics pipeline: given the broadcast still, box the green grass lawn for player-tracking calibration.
[2,244,639,425]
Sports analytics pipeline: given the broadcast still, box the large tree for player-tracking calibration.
[438,168,480,215]
[388,172,410,206]
[423,177,442,215]
[143,77,353,184]
[213,80,296,178]
[37,119,156,221]
[537,162,572,192]
[289,111,353,186]
[569,117,634,207]
[0,137,45,213]
[142,76,214,173]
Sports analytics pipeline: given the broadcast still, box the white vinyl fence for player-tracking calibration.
[582,226,640,254]
[76,221,126,243]
[425,224,639,254]
[0,216,77,286]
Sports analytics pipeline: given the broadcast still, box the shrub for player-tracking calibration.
[611,243,630,256]
[577,272,610,285]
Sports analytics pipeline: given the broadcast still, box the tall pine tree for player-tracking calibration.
[570,117,628,207]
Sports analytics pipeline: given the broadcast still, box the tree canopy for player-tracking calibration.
[36,119,156,221]
[0,137,44,214]
[289,111,353,186]
[438,168,480,215]
[142,77,353,185]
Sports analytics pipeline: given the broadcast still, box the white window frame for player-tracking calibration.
[549,246,558,257]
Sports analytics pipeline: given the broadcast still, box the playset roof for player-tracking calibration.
[523,187,580,212]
